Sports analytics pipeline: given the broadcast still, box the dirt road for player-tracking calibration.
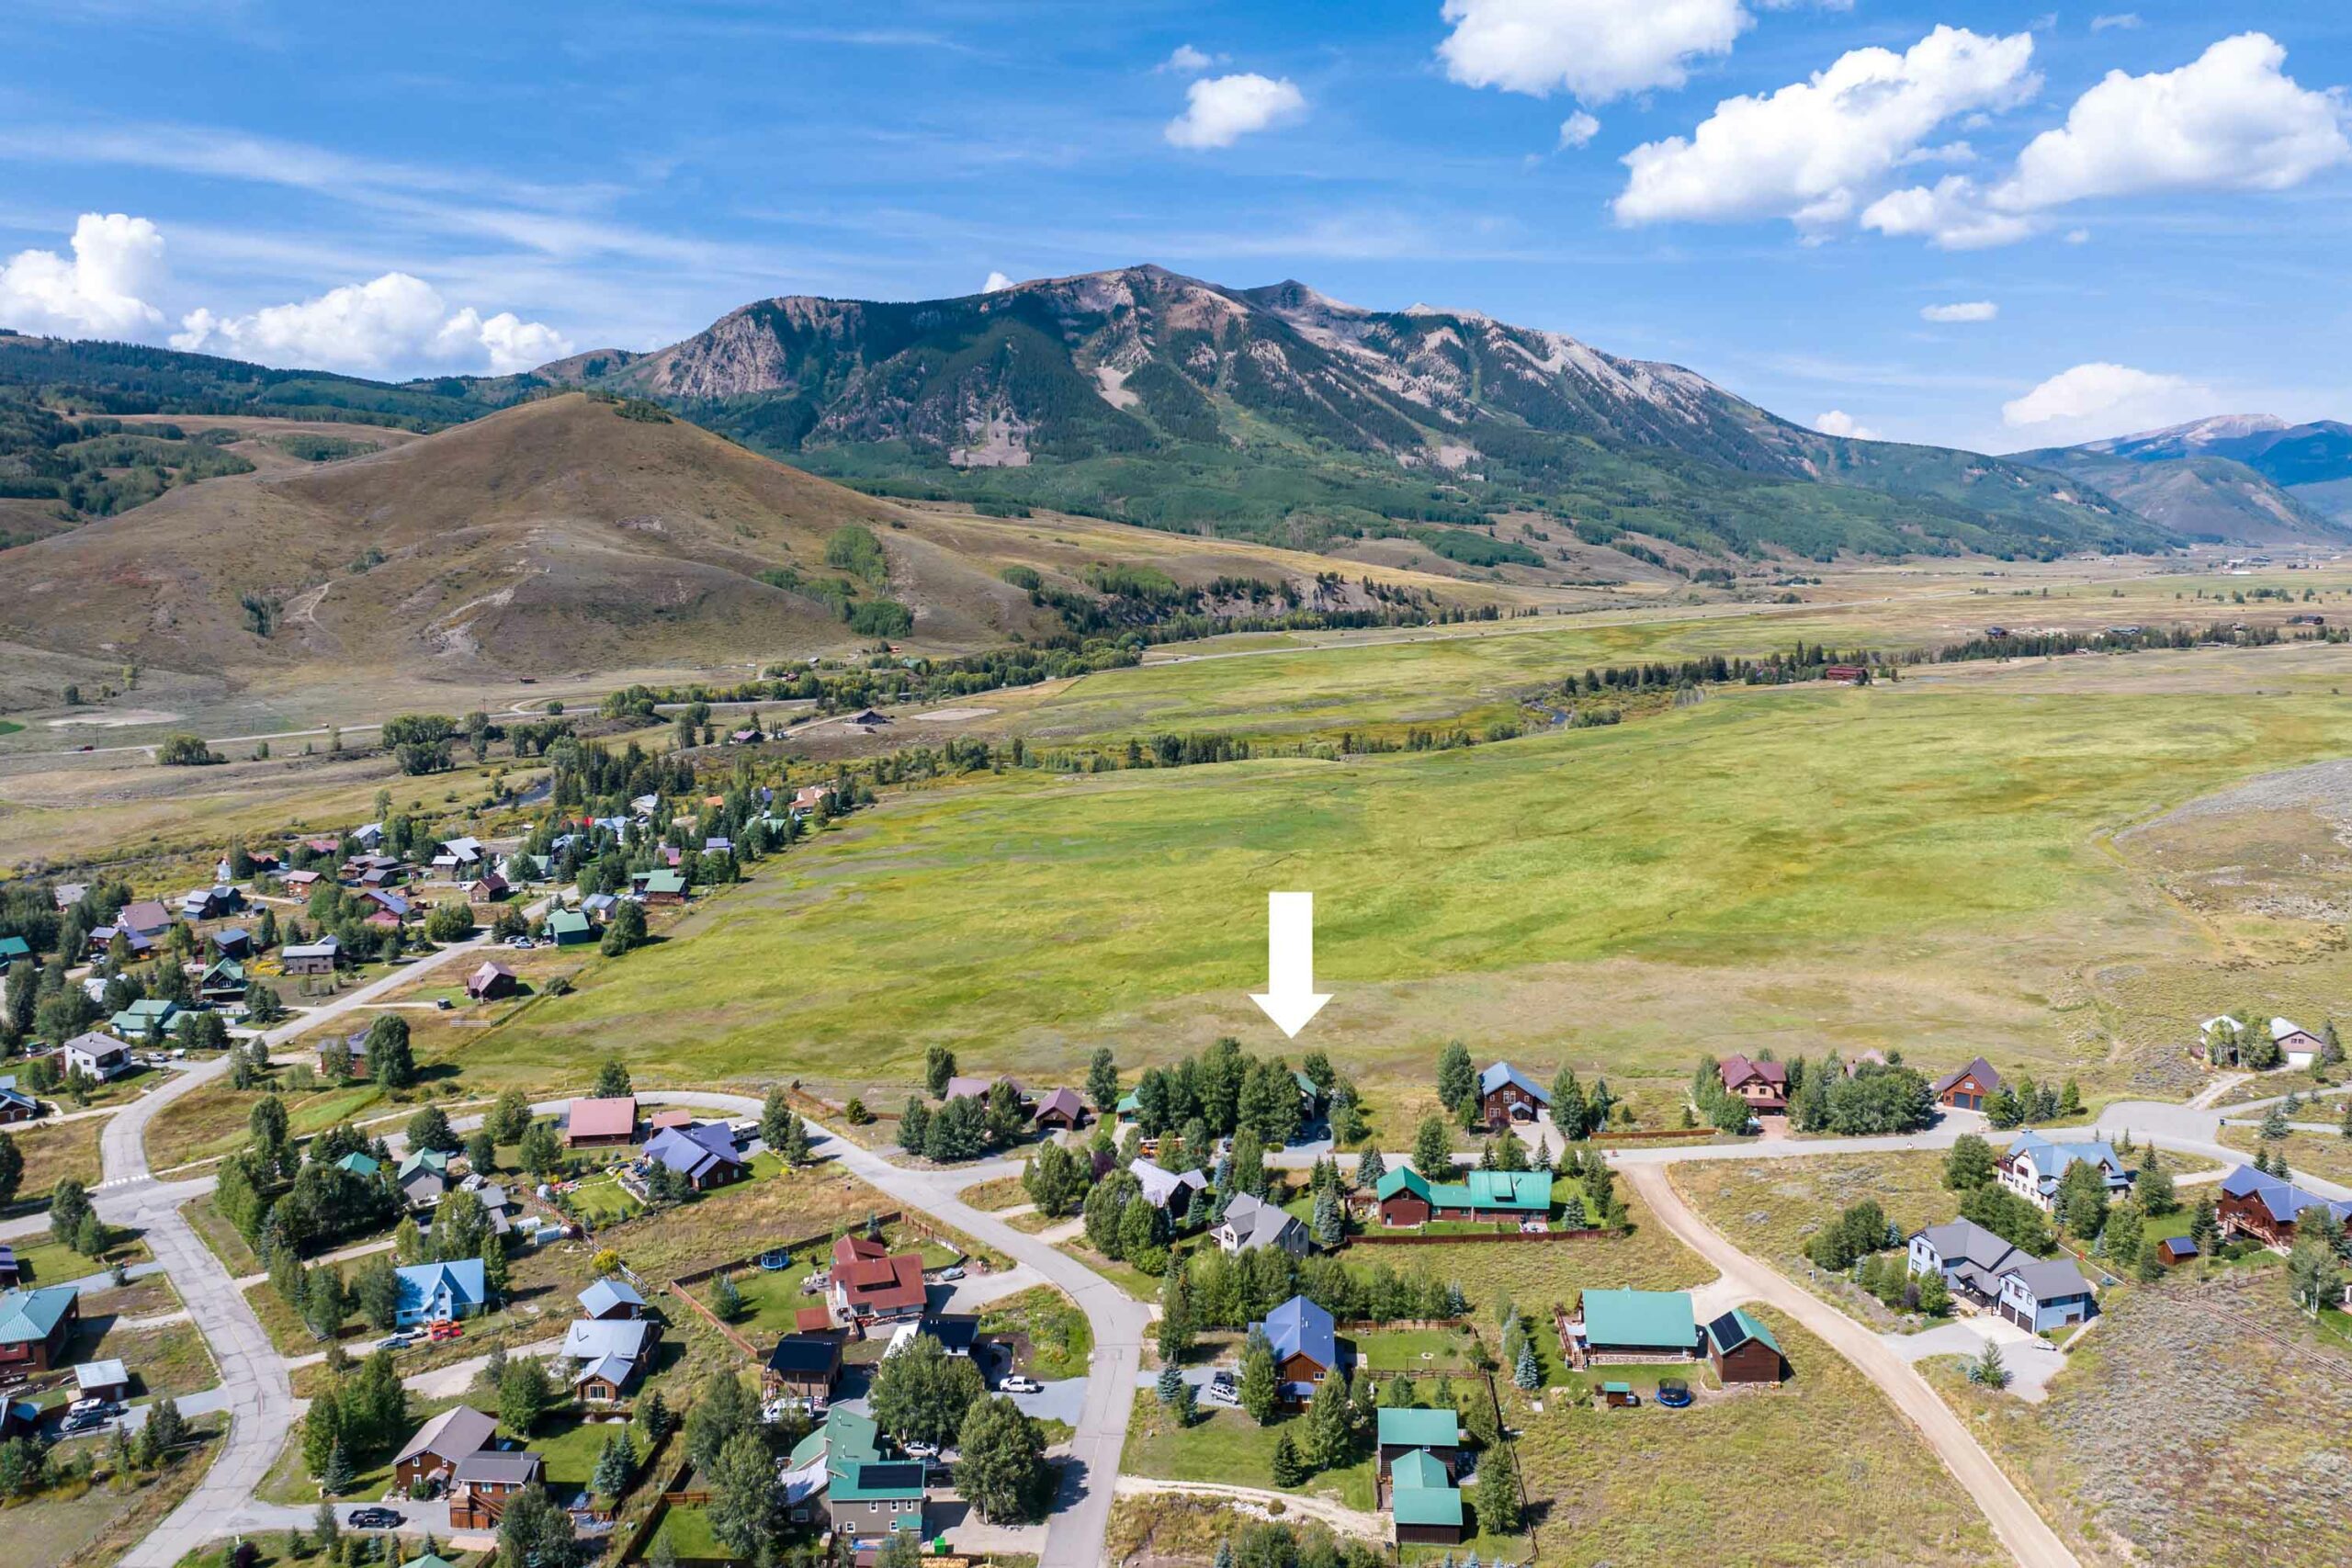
[1623,1162,2081,1568]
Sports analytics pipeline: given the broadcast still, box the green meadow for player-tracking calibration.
[469,671,2352,1103]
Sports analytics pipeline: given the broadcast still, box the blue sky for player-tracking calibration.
[2,1,2347,453]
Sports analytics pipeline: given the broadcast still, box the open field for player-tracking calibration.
[7,1114,104,1208]
[1669,1150,1963,1319]
[6,1419,223,1568]
[1515,1310,1998,1566]
[456,661,2352,1107]
[2222,1123,2352,1186]
[1119,1392,1376,1510]
[1931,1271,2352,1565]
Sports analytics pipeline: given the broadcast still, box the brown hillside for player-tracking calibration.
[0,392,1061,683]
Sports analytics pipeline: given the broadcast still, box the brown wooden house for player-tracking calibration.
[763,1332,844,1402]
[1475,1062,1550,1130]
[1929,1056,2003,1112]
[2218,1164,2352,1251]
[391,1404,496,1492]
[1703,1309,1788,1384]
[0,1286,80,1376]
[447,1450,544,1529]
[1716,1055,1788,1113]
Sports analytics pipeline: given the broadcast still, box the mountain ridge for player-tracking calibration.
[2010,413,2352,541]
[530,264,2165,564]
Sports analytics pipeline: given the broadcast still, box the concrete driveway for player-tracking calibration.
[1883,1315,2069,1404]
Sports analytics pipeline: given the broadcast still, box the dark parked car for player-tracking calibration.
[347,1507,404,1529]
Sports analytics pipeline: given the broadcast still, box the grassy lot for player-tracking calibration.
[5,1417,222,1568]
[2222,1123,2352,1186]
[454,671,2352,1109]
[1106,1493,1375,1568]
[6,1115,103,1208]
[5,1231,153,1287]
[1351,1324,1482,1373]
[145,1073,392,1171]
[1669,1150,1965,1316]
[1517,1308,1997,1566]
[558,1168,644,1227]
[978,1284,1093,1380]
[1120,1393,1376,1511]
[959,1173,1031,1212]
[80,1318,216,1399]
[1928,1271,2352,1565]
[180,1193,264,1277]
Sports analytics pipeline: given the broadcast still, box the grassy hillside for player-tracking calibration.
[2007,445,2348,546]
[0,391,1572,707]
[464,669,2352,1106]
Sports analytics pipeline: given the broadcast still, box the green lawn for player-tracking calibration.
[6,1232,153,1287]
[1120,1393,1375,1512]
[978,1284,1093,1380]
[560,1171,644,1226]
[1351,1325,1481,1373]
[522,1410,630,1493]
[458,677,2352,1105]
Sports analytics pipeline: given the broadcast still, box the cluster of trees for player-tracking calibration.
[0,1395,186,1500]
[1122,1037,1346,1152]
[1981,1075,2085,1131]
[899,1083,1024,1164]
[300,1348,408,1494]
[318,1013,418,1089]
[48,1178,109,1258]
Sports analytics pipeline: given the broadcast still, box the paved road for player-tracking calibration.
[613,1091,1153,1568]
[107,914,537,1568]
[1623,1162,2082,1568]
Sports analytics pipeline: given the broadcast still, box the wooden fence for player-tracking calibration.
[1352,1225,1611,1247]
[1590,1127,1719,1143]
[669,1213,904,1287]
[663,1278,763,1360]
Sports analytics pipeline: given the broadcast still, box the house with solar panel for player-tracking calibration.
[1374,1167,1553,1228]
[1475,1061,1550,1129]
[1702,1309,1788,1383]
[782,1406,927,1541]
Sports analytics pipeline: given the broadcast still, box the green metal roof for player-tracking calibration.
[1600,1381,1632,1393]
[0,936,31,959]
[1376,1406,1460,1448]
[1580,1288,1697,1352]
[1389,1475,1464,1527]
[0,1285,78,1346]
[1375,1167,1429,1201]
[1380,1165,1552,1213]
[336,1152,381,1177]
[547,909,590,935]
[1387,1448,1451,1492]
[641,870,687,894]
[831,1459,925,1504]
[1115,1090,1141,1113]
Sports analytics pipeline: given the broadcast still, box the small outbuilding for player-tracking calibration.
[1703,1307,1788,1384]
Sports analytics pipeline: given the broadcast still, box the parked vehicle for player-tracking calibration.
[374,1334,413,1352]
[66,1398,107,1417]
[348,1507,404,1529]
[933,1265,966,1282]
[901,1439,939,1459]
[999,1374,1042,1394]
[1203,1373,1239,1406]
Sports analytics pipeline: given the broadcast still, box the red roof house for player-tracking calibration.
[1717,1055,1789,1112]
[829,1234,927,1321]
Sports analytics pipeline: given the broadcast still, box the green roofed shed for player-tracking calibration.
[1390,1481,1464,1529]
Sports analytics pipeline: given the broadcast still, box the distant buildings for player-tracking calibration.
[1475,1062,1549,1130]
[1929,1057,2002,1111]
[1997,1132,2131,1213]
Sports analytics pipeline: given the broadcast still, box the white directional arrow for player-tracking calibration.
[1250,890,1331,1039]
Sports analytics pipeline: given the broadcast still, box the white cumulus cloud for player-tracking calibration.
[1999,32,2350,209]
[1614,27,2039,231]
[2001,361,2211,442]
[1160,44,1224,74]
[1871,32,2350,247]
[172,271,571,375]
[1165,73,1308,149]
[0,213,169,338]
[2089,13,2141,31]
[1921,299,1999,322]
[983,271,1015,293]
[1557,111,1601,150]
[1439,0,1750,104]
[1861,175,2037,247]
[1815,410,1883,440]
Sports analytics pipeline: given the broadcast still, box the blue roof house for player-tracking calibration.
[394,1259,489,1327]
[1250,1294,1343,1405]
